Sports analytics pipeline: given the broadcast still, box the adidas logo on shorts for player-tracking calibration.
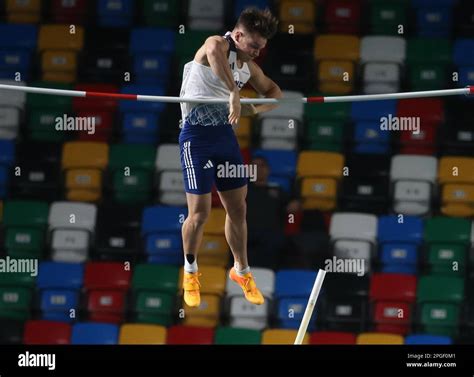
[203,160,214,169]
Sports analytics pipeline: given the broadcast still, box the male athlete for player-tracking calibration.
[179,8,281,307]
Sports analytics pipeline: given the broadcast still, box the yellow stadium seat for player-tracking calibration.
[356,332,404,345]
[199,235,230,267]
[65,169,102,202]
[314,35,360,61]
[119,324,167,344]
[66,189,102,203]
[42,51,77,72]
[235,117,252,139]
[62,142,109,170]
[279,0,316,34]
[38,24,84,51]
[42,72,77,84]
[301,178,338,211]
[441,184,474,217]
[182,294,220,327]
[6,0,41,23]
[261,329,309,345]
[203,208,226,235]
[297,151,344,178]
[318,61,355,94]
[240,88,258,98]
[438,157,474,185]
[319,82,353,95]
[438,157,474,217]
[179,265,227,296]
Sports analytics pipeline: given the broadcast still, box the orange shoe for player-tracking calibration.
[229,267,264,305]
[183,271,201,307]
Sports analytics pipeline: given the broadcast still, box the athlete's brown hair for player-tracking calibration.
[236,7,278,40]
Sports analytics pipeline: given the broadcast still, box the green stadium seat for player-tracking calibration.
[428,244,466,275]
[369,0,408,35]
[306,120,345,152]
[141,0,180,27]
[417,276,464,337]
[175,31,213,76]
[304,100,351,122]
[131,264,179,326]
[0,287,32,321]
[214,326,261,345]
[406,38,452,91]
[3,201,49,259]
[108,144,156,204]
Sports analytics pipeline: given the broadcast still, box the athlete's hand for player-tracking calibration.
[229,88,241,126]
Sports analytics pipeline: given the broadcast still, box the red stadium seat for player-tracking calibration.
[324,0,362,34]
[83,262,131,290]
[50,0,88,24]
[87,290,127,324]
[166,325,215,344]
[310,331,356,344]
[23,320,71,344]
[397,98,445,126]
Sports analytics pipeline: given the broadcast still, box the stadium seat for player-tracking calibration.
[369,0,408,35]
[109,144,156,204]
[182,294,220,327]
[279,0,317,34]
[141,205,187,264]
[329,213,377,274]
[390,155,438,215]
[71,322,119,344]
[356,332,404,344]
[48,202,97,262]
[405,334,452,345]
[438,156,474,217]
[424,217,470,275]
[118,323,167,344]
[166,325,214,344]
[3,200,49,259]
[97,0,133,28]
[369,273,417,334]
[141,0,180,27]
[413,2,454,37]
[297,151,344,211]
[94,204,142,262]
[0,319,25,344]
[416,275,464,336]
[9,142,61,201]
[310,331,356,344]
[187,0,225,31]
[455,0,474,36]
[323,0,362,34]
[23,320,71,344]
[228,296,270,330]
[155,144,186,206]
[0,271,35,321]
[131,263,178,326]
[261,329,308,344]
[214,326,261,344]
[83,261,131,323]
[6,0,41,23]
[37,262,83,322]
[406,38,451,91]
[377,215,422,274]
[314,35,360,94]
[50,0,88,24]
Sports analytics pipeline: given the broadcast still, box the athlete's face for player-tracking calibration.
[233,30,267,62]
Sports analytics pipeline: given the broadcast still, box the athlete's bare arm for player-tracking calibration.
[248,60,282,114]
[194,36,241,125]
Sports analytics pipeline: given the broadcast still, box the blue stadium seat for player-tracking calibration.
[97,0,133,28]
[278,297,317,330]
[252,149,297,178]
[0,166,7,198]
[0,140,15,166]
[130,28,176,54]
[133,54,171,85]
[71,322,119,344]
[411,0,456,7]
[453,39,474,66]
[37,262,84,322]
[234,0,270,19]
[275,270,318,299]
[378,216,423,274]
[405,334,453,345]
[0,24,36,80]
[119,84,166,112]
[141,206,187,264]
[354,122,391,155]
[122,113,160,145]
[351,100,397,122]
[416,6,453,37]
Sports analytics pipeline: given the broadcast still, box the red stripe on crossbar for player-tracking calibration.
[306,97,325,103]
[86,91,138,100]
[470,86,474,95]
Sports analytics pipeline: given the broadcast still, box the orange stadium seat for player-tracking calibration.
[356,332,404,345]
[261,329,308,344]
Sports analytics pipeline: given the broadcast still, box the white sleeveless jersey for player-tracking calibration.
[180,32,251,126]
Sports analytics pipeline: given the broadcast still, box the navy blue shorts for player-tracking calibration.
[179,121,248,194]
